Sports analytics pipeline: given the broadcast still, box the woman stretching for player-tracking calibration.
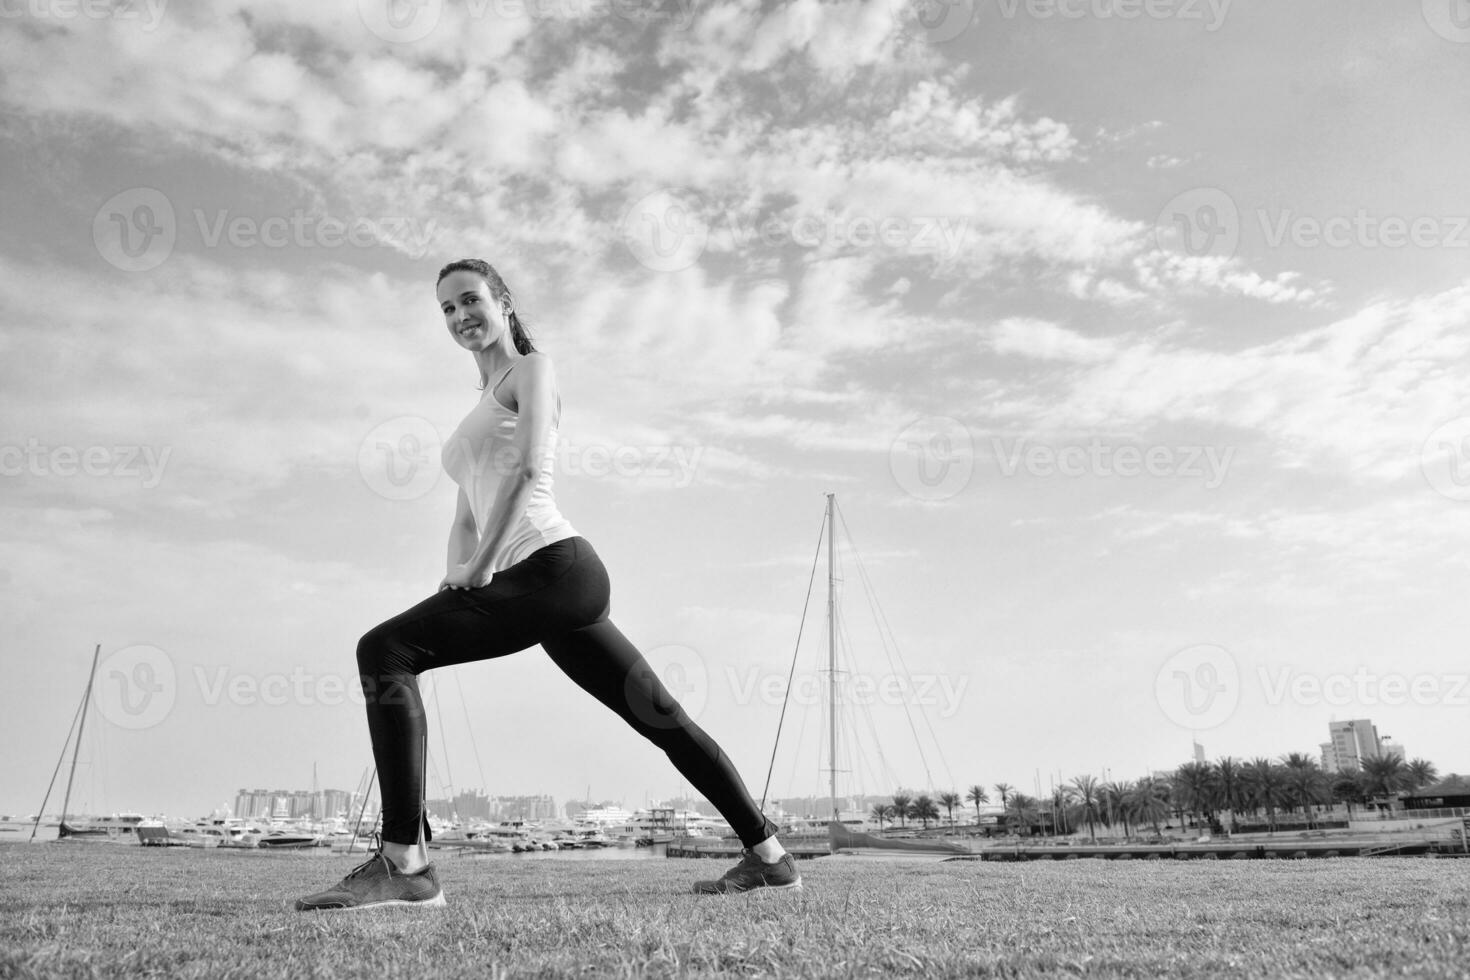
[296,259,800,910]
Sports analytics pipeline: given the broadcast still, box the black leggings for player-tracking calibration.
[355,535,778,848]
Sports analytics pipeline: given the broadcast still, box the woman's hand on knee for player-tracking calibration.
[440,564,492,591]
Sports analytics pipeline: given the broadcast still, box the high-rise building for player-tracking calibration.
[1322,719,1388,773]
[1192,739,1206,764]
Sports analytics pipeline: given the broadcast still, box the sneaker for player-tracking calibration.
[294,851,446,911]
[692,849,803,895]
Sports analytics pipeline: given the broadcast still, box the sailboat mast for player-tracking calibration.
[827,492,837,821]
[59,644,102,829]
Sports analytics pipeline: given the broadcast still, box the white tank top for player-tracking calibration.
[440,359,578,572]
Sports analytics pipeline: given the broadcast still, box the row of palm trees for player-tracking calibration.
[874,754,1441,839]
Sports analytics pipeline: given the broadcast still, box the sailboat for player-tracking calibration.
[766,495,970,858]
[33,644,146,843]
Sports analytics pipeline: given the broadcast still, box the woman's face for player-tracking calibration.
[437,270,510,353]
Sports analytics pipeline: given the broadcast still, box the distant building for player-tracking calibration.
[1322,719,1383,774]
[1192,740,1206,764]
[1403,775,1470,810]
[234,788,358,821]
[489,795,557,822]
[1319,719,1406,773]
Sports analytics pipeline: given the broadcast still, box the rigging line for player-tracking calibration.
[421,675,449,809]
[836,500,957,791]
[835,606,877,804]
[834,581,911,799]
[781,654,815,805]
[759,504,828,812]
[32,683,89,840]
[839,603,900,799]
[452,667,488,799]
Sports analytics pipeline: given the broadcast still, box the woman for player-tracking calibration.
[296,259,800,910]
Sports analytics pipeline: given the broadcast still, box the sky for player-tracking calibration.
[3,0,1470,821]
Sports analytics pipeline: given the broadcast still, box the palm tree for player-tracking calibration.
[1213,756,1246,828]
[1004,793,1040,836]
[938,791,962,827]
[1280,752,1329,829]
[909,795,940,829]
[1067,775,1102,843]
[1331,768,1368,818]
[1407,758,1438,789]
[994,783,1013,813]
[965,784,989,825]
[1244,757,1290,830]
[891,792,912,829]
[1102,781,1133,839]
[1128,777,1171,837]
[1172,761,1218,830]
[1359,755,1413,806]
[869,803,892,830]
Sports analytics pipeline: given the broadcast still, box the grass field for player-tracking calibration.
[2,846,1466,979]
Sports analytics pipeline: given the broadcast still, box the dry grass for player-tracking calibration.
[2,845,1467,978]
